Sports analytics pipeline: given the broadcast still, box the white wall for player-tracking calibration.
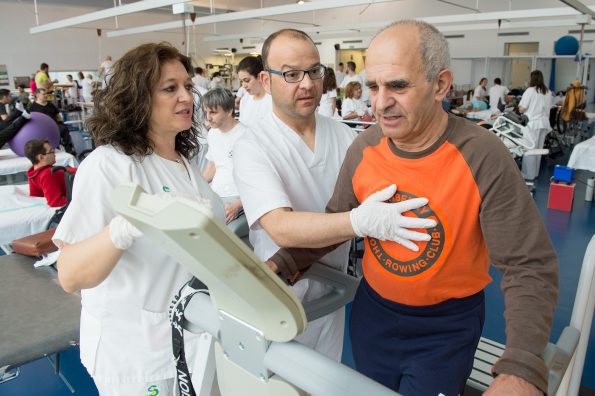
[3,0,595,95]
[0,1,194,89]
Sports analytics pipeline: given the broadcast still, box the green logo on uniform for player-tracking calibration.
[162,185,170,192]
[147,384,159,395]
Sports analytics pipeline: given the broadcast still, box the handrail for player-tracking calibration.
[556,235,595,396]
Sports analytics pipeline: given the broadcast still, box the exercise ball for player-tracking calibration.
[9,112,60,157]
[555,35,580,56]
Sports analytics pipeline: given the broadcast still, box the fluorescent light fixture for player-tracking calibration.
[202,7,587,44]
[30,0,187,34]
[559,0,595,19]
[107,0,395,38]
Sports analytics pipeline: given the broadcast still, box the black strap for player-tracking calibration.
[170,277,208,396]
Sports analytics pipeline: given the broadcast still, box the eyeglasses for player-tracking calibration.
[266,65,326,83]
[44,149,55,155]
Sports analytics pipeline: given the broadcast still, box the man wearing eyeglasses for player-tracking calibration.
[233,29,434,361]
[25,139,77,207]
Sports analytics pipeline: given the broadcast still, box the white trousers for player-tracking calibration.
[521,127,549,180]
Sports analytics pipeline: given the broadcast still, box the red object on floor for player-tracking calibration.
[547,182,575,212]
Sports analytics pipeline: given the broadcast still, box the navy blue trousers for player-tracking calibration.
[350,278,485,396]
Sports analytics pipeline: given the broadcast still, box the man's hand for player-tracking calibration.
[265,260,301,284]
[484,374,543,396]
[224,200,242,224]
[350,184,436,251]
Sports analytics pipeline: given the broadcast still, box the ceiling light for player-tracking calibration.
[297,1,305,4]
[107,0,395,38]
[559,0,595,19]
[30,0,187,34]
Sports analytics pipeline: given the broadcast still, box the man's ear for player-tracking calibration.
[435,69,453,101]
[260,71,271,95]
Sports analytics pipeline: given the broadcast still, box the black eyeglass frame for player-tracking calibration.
[265,65,326,83]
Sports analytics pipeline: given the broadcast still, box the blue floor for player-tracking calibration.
[2,157,594,395]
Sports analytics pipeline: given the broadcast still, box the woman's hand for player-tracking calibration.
[225,199,243,224]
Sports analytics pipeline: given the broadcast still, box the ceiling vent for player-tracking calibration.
[497,32,529,37]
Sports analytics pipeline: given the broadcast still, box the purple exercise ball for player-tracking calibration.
[9,112,60,157]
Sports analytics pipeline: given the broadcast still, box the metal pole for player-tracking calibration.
[577,23,585,80]
[34,0,39,25]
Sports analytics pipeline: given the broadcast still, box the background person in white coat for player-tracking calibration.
[233,28,434,362]
[318,67,338,118]
[53,42,224,396]
[488,77,509,112]
[237,55,272,128]
[518,70,552,180]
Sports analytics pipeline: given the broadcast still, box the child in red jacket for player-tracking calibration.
[24,139,77,207]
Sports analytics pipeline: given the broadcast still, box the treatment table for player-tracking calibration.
[0,254,80,384]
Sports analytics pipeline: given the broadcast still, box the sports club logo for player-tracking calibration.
[367,190,445,277]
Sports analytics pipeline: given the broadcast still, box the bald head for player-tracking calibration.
[371,20,450,82]
[262,29,316,68]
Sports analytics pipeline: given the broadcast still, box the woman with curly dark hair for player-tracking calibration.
[52,42,224,395]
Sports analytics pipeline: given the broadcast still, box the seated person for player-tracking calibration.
[24,139,77,207]
[201,88,249,232]
[342,81,372,120]
[29,88,76,155]
[459,89,488,112]
[29,88,76,156]
[0,94,31,148]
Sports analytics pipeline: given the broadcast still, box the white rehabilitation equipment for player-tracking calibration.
[111,183,399,396]
[490,115,550,158]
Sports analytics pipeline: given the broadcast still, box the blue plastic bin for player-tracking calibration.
[553,165,574,183]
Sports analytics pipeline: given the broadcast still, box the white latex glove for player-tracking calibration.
[356,109,365,117]
[109,215,143,250]
[350,184,437,251]
[15,101,25,113]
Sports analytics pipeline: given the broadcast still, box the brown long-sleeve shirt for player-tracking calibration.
[270,113,559,393]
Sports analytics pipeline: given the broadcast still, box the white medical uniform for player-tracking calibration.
[339,73,363,89]
[335,70,345,87]
[318,89,337,118]
[53,145,224,394]
[192,75,210,91]
[359,69,370,104]
[82,78,94,103]
[519,87,552,180]
[341,97,367,118]
[474,85,487,102]
[235,86,247,101]
[206,122,248,198]
[488,84,509,112]
[99,60,114,89]
[238,93,272,128]
[233,112,356,361]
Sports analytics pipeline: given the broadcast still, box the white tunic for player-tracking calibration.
[206,122,248,198]
[474,85,487,101]
[233,112,356,360]
[488,84,509,112]
[519,87,552,130]
[53,145,224,383]
[318,89,337,118]
[238,93,272,128]
[341,97,367,117]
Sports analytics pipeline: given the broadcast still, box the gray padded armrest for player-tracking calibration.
[299,264,360,322]
[0,254,81,371]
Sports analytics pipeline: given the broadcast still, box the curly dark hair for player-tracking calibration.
[87,42,204,159]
